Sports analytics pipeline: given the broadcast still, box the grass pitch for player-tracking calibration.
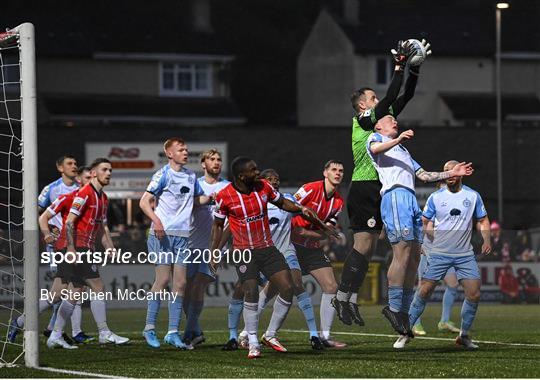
[2,304,540,378]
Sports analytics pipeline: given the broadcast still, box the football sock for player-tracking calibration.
[184,300,203,338]
[243,302,259,346]
[408,293,427,327]
[90,299,109,333]
[336,290,350,302]
[388,286,403,313]
[265,296,291,338]
[460,299,479,336]
[297,292,318,337]
[47,302,61,331]
[258,288,270,314]
[167,296,183,334]
[401,288,415,313]
[320,293,336,340]
[144,297,161,331]
[338,249,369,295]
[228,298,244,340]
[349,292,358,304]
[51,300,75,339]
[71,301,82,337]
[441,286,458,322]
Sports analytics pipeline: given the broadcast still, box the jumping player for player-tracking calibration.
[366,115,473,340]
[335,40,431,325]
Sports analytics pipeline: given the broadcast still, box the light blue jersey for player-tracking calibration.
[367,132,423,243]
[267,193,300,270]
[38,177,79,229]
[366,132,421,195]
[146,164,204,237]
[189,176,230,249]
[423,185,487,256]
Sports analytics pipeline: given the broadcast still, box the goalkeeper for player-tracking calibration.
[333,39,432,326]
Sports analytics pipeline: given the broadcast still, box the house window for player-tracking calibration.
[160,62,212,96]
[376,57,393,85]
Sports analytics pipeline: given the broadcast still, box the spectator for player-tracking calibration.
[513,229,536,262]
[498,264,520,303]
[490,221,513,262]
[516,268,540,304]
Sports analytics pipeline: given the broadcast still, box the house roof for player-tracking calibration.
[3,1,231,58]
[327,0,540,56]
[440,93,540,120]
[42,94,245,126]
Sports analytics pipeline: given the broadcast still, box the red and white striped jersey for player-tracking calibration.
[291,180,343,248]
[213,179,280,250]
[57,183,108,251]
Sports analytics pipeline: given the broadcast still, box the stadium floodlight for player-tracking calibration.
[0,23,39,368]
[495,3,508,223]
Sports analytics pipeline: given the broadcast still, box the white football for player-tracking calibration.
[406,39,427,67]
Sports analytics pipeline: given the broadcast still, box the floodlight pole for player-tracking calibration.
[495,6,504,223]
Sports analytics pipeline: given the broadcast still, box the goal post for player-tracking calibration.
[0,22,38,368]
[18,22,39,369]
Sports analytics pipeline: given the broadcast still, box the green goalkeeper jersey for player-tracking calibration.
[351,114,379,181]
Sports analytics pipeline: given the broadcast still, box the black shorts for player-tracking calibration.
[58,248,100,287]
[236,246,289,283]
[347,180,383,232]
[294,243,332,276]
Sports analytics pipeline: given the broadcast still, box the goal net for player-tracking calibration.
[0,23,39,368]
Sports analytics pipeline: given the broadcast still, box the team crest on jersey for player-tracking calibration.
[367,217,376,228]
[239,265,247,273]
[402,227,410,236]
[463,199,471,207]
[261,194,268,202]
[188,176,194,184]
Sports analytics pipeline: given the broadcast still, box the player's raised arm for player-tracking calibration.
[274,197,338,238]
[391,40,432,116]
[139,192,165,239]
[369,129,414,155]
[415,161,474,183]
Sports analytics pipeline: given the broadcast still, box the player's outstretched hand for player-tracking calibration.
[452,162,474,177]
[398,129,414,142]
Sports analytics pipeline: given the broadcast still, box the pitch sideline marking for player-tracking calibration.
[282,329,540,348]
[35,366,132,379]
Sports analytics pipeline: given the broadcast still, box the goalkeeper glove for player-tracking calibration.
[421,39,432,58]
[391,40,413,70]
